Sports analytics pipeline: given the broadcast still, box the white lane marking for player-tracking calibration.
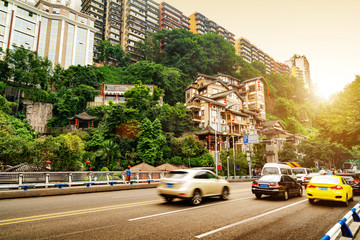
[195,199,308,238]
[128,196,253,222]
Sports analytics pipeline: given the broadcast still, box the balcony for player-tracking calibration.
[187,101,201,109]
[193,115,202,122]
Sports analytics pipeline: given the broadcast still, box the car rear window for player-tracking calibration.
[262,167,279,175]
[311,176,339,184]
[258,175,281,182]
[165,171,188,179]
[293,168,306,174]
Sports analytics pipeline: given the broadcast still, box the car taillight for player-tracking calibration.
[351,180,359,184]
[252,183,259,187]
[304,177,308,181]
[330,185,343,190]
[269,184,281,188]
[307,184,316,188]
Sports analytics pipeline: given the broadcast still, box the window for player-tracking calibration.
[69,12,75,20]
[249,85,255,92]
[106,85,115,90]
[211,110,217,117]
[65,24,74,68]
[280,168,288,174]
[43,5,49,12]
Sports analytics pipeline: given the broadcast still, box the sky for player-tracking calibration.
[154,0,360,99]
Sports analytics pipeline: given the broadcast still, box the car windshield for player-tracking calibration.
[262,167,279,175]
[165,171,188,179]
[258,175,281,182]
[343,176,354,181]
[293,168,306,174]
[311,176,339,184]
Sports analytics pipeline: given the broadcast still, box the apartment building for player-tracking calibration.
[87,83,163,106]
[274,62,290,75]
[0,0,96,68]
[290,66,304,82]
[159,2,189,31]
[189,12,235,45]
[121,0,159,62]
[285,55,311,89]
[185,73,267,152]
[235,37,275,74]
[81,0,122,61]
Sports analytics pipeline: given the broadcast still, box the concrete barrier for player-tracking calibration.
[0,183,158,199]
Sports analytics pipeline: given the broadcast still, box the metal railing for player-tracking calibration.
[320,202,360,240]
[0,171,166,191]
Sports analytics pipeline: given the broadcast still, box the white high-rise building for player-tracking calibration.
[0,0,96,68]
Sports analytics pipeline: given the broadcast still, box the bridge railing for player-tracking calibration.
[0,171,167,190]
[320,202,360,240]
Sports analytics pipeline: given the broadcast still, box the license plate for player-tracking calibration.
[318,187,328,191]
[297,177,301,179]
[259,184,268,188]
[166,183,173,188]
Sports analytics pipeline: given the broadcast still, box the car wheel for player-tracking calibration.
[190,189,202,206]
[255,193,262,199]
[282,190,289,201]
[164,197,173,203]
[309,198,315,204]
[297,186,303,197]
[344,194,349,207]
[220,187,229,200]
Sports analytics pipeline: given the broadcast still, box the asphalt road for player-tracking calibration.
[0,182,358,240]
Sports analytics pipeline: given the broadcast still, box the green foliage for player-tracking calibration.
[95,139,120,165]
[298,137,351,169]
[158,103,193,136]
[96,40,130,67]
[0,95,16,114]
[251,61,266,75]
[235,57,262,80]
[137,118,166,165]
[137,29,239,78]
[278,142,298,162]
[282,117,307,135]
[0,131,28,166]
[0,81,6,93]
[51,133,85,171]
[5,114,36,141]
[5,46,52,90]
[315,76,360,147]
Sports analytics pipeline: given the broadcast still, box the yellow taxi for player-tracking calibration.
[306,175,353,206]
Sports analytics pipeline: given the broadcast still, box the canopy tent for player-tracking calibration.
[130,161,161,171]
[156,162,179,171]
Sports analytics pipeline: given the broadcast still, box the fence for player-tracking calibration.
[320,202,360,240]
[0,171,166,191]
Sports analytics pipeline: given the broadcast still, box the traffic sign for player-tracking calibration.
[248,134,259,144]
[243,135,249,144]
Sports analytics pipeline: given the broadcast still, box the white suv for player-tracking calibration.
[157,169,230,205]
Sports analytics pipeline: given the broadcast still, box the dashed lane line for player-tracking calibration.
[128,196,254,222]
[195,199,308,238]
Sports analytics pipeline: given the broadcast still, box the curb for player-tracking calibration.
[0,183,158,200]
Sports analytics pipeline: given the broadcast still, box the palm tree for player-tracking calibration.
[96,140,120,166]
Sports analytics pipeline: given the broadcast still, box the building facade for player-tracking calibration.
[234,37,275,74]
[285,55,311,89]
[185,73,267,152]
[159,2,189,31]
[120,0,159,62]
[273,62,290,75]
[87,83,163,107]
[189,12,235,45]
[1,0,96,68]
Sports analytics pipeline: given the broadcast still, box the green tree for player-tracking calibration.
[158,103,193,136]
[5,46,52,90]
[315,76,360,147]
[251,61,266,75]
[95,139,120,165]
[137,118,166,165]
[278,142,298,162]
[96,40,130,67]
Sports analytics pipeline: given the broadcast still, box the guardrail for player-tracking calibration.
[224,176,259,180]
[320,202,360,240]
[0,171,166,191]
